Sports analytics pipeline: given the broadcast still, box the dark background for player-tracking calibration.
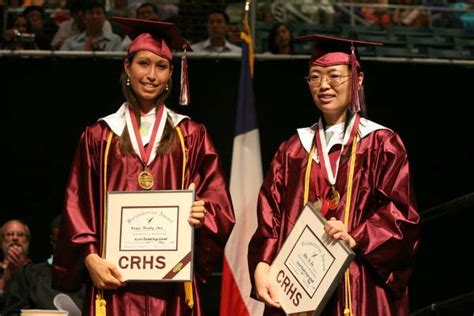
[1,55,473,314]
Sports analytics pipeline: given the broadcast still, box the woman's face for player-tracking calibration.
[14,16,28,33]
[275,25,290,49]
[125,50,173,109]
[308,64,363,122]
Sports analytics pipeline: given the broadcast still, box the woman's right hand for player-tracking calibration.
[254,262,281,308]
[84,253,123,289]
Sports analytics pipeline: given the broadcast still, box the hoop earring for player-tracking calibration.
[165,84,169,91]
[126,77,130,86]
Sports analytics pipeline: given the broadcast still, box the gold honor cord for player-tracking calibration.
[96,127,192,315]
[176,126,194,309]
[303,136,359,316]
[342,136,358,316]
[96,131,114,316]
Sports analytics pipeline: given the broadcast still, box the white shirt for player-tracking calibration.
[191,38,242,54]
[51,19,113,48]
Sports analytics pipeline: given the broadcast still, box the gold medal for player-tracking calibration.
[328,187,340,210]
[138,170,154,190]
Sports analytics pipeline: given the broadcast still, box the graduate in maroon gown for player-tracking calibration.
[248,34,420,316]
[52,17,235,316]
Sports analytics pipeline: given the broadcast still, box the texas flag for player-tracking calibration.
[219,18,265,316]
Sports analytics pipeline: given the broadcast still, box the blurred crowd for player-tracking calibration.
[0,0,474,53]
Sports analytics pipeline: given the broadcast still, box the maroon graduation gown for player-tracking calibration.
[248,126,420,316]
[52,117,235,316]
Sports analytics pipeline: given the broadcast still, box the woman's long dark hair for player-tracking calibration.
[268,22,295,54]
[118,52,178,156]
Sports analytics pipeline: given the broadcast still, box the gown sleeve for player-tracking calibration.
[187,124,235,282]
[350,132,420,296]
[52,126,103,292]
[247,143,286,292]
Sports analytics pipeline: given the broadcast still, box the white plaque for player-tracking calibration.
[268,203,355,315]
[104,190,194,282]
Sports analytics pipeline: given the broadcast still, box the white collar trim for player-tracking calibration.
[99,102,189,136]
[297,117,389,162]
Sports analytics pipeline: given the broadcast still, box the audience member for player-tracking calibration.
[157,3,178,22]
[191,9,241,54]
[358,0,391,27]
[51,0,113,50]
[0,220,31,295]
[267,22,294,54]
[259,4,275,22]
[392,0,428,27]
[22,5,56,49]
[457,0,474,31]
[431,0,462,28]
[48,0,70,28]
[60,0,121,51]
[304,0,335,26]
[136,2,159,20]
[2,14,38,50]
[1,215,85,315]
[121,2,159,51]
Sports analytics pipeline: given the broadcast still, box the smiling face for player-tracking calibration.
[308,64,364,124]
[124,50,173,112]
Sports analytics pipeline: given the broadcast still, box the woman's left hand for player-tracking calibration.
[188,200,207,228]
[324,217,357,249]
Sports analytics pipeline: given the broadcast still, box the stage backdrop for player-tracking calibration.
[1,55,473,314]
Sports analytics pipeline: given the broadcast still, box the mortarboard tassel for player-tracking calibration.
[95,292,106,316]
[179,46,190,106]
[350,44,360,113]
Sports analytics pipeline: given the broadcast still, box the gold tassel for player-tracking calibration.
[95,293,106,316]
[97,132,113,316]
[184,281,194,309]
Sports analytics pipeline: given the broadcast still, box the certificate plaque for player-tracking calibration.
[105,190,194,282]
[268,203,355,315]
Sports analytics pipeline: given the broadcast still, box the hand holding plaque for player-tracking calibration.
[104,190,194,282]
[268,203,355,315]
[187,183,207,229]
[254,262,282,309]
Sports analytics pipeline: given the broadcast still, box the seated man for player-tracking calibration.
[191,9,241,54]
[136,2,159,20]
[60,0,121,51]
[1,215,85,315]
[0,219,31,295]
[120,2,160,51]
[51,0,113,50]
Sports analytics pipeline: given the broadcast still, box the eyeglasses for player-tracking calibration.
[3,231,27,238]
[305,74,351,87]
